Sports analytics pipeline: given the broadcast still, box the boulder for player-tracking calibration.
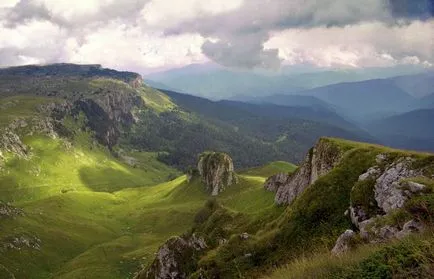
[331,230,356,255]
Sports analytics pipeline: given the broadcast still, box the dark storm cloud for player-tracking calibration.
[389,0,434,19]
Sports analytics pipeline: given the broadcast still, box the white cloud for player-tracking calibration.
[0,0,432,71]
[0,0,19,8]
[140,0,243,29]
[67,22,207,72]
[265,20,434,68]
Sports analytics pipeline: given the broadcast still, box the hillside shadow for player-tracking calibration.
[79,167,137,192]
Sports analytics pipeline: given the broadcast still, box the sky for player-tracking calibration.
[0,0,433,74]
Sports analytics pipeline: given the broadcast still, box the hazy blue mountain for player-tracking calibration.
[145,64,430,100]
[231,94,335,111]
[391,71,434,98]
[366,109,434,152]
[297,79,416,123]
[146,66,304,99]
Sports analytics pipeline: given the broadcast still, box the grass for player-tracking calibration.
[265,230,434,279]
[0,152,275,279]
[239,161,297,178]
[0,134,179,202]
[0,96,56,127]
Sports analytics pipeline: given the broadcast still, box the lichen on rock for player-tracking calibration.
[197,152,238,196]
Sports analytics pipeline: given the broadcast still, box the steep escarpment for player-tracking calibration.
[197,152,238,196]
[271,138,343,205]
[74,88,143,147]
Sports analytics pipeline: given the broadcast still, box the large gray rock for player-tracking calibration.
[197,152,238,196]
[374,158,421,213]
[331,230,356,255]
[136,234,207,279]
[274,139,342,205]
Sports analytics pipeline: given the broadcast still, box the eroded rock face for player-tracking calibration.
[197,152,238,196]
[74,91,143,147]
[136,234,207,279]
[274,139,342,205]
[264,173,290,192]
[374,158,421,214]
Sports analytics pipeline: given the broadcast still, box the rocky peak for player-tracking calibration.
[273,138,343,205]
[197,152,238,196]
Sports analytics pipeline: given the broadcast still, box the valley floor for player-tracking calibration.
[0,158,285,278]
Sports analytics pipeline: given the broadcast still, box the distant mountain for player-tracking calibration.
[162,89,374,144]
[366,108,434,152]
[391,71,434,98]
[231,94,335,111]
[146,65,304,99]
[145,64,430,100]
[297,79,416,123]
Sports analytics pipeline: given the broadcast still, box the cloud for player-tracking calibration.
[266,20,434,68]
[0,0,432,71]
[161,0,433,69]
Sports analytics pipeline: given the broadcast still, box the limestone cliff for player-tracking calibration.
[197,152,238,196]
[273,138,343,205]
[74,90,143,147]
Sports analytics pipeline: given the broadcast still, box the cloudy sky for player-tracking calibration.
[0,0,433,73]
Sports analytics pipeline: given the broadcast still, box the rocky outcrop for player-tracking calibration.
[197,152,238,196]
[0,202,24,218]
[374,158,422,213]
[274,139,342,205]
[264,173,290,192]
[0,235,41,252]
[136,234,207,279]
[333,154,430,253]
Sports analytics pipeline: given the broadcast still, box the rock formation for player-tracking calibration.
[136,234,207,279]
[333,153,430,253]
[197,152,238,196]
[273,139,343,205]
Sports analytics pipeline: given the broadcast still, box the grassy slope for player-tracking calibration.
[0,172,282,278]
[0,98,289,279]
[240,161,297,178]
